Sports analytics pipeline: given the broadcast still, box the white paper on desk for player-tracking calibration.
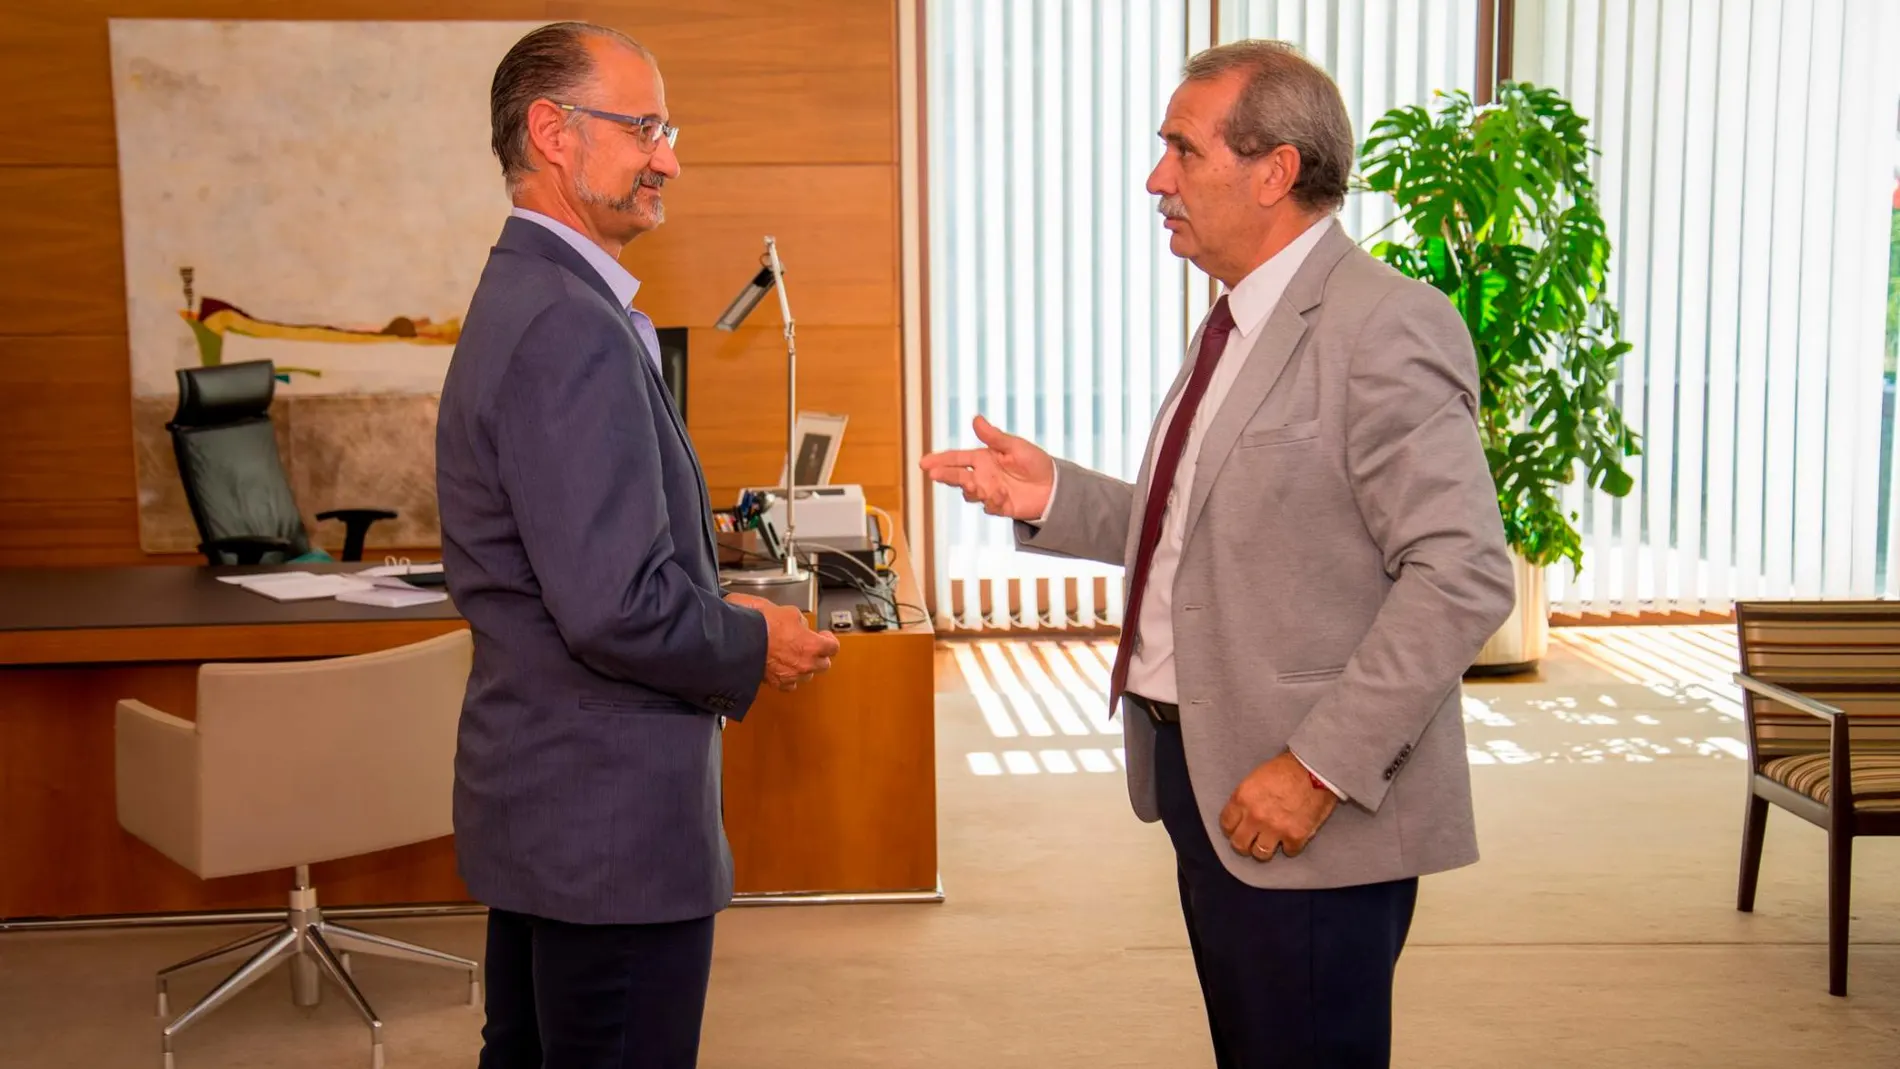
[357,562,444,578]
[336,585,448,608]
[218,572,375,601]
[217,570,312,587]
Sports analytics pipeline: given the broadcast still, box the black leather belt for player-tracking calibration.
[1126,693,1180,725]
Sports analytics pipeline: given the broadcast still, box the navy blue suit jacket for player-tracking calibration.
[436,217,768,925]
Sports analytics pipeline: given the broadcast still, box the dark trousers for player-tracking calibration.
[477,907,716,1069]
[1153,720,1419,1069]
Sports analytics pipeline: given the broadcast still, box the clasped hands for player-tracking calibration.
[723,593,840,691]
[1220,752,1339,863]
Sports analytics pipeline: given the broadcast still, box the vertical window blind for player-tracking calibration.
[927,0,1190,631]
[925,0,1896,628]
[1218,0,1480,245]
[1516,0,1900,614]
[926,0,1476,630]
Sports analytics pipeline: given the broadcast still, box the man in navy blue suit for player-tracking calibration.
[436,22,841,1069]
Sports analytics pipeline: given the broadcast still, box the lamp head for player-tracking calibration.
[714,265,777,331]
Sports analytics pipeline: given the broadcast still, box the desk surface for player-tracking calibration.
[0,560,928,633]
[0,540,937,916]
[0,543,929,666]
[0,564,462,632]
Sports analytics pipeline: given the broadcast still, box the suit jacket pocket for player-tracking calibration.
[579,695,701,715]
[510,701,722,897]
[1238,420,1321,448]
[1275,665,1346,684]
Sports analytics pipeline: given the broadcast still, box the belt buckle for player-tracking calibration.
[1130,694,1172,727]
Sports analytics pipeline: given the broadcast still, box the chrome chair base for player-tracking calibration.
[154,866,478,1068]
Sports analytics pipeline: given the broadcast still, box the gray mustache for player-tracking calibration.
[1157,195,1187,220]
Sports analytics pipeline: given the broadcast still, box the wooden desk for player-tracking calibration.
[0,548,934,922]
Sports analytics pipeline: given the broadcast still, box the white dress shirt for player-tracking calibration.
[1127,217,1332,703]
[509,207,663,370]
[1034,216,1344,796]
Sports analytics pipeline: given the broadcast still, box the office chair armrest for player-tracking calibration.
[201,536,296,566]
[115,699,203,874]
[315,508,399,562]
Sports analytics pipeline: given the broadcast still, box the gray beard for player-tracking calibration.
[579,172,665,222]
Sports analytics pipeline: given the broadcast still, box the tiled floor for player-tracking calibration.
[932,624,1751,777]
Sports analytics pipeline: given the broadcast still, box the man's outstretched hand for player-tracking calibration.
[919,416,1056,522]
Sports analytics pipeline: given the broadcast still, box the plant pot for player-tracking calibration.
[1467,551,1548,676]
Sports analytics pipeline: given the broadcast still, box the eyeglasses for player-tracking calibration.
[552,102,680,151]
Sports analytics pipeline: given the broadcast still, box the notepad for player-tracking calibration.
[358,561,445,578]
[217,572,376,602]
[336,585,448,608]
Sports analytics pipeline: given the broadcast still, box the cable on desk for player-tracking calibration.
[721,544,929,628]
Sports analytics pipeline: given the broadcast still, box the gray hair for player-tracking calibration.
[490,21,652,193]
[1182,40,1353,212]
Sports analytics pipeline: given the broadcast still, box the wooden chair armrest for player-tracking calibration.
[1734,672,1857,813]
[1733,672,1845,722]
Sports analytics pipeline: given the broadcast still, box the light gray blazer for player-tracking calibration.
[1018,219,1515,889]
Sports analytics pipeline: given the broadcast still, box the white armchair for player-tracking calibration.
[115,628,478,1068]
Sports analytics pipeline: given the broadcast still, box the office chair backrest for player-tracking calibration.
[191,629,472,876]
[168,361,311,563]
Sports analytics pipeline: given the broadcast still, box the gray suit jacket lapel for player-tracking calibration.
[1181,220,1356,545]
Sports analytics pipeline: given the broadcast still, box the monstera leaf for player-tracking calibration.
[1360,83,1639,573]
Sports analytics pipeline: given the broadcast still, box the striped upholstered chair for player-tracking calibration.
[1732,601,1900,996]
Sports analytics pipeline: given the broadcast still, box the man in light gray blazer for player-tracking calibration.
[923,41,1513,1069]
[437,22,839,1069]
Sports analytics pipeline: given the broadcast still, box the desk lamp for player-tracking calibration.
[713,237,814,612]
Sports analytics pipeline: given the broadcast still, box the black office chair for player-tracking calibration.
[168,361,396,565]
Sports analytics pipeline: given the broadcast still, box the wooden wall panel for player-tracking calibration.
[0,6,121,168]
[0,337,134,505]
[687,326,902,514]
[0,1,894,168]
[0,169,127,336]
[0,1,903,566]
[620,165,899,328]
[556,0,896,165]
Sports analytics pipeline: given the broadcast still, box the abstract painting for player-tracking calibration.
[109,19,544,553]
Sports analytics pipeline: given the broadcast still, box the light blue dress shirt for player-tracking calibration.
[509,207,662,371]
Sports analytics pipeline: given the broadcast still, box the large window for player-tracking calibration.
[926,0,1191,630]
[925,0,1475,630]
[1518,0,1900,613]
[1219,0,1480,243]
[924,0,1900,628]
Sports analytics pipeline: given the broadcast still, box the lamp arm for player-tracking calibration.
[764,236,799,577]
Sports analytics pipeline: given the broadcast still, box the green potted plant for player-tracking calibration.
[1359,82,1640,671]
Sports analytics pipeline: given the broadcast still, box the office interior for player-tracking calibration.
[1,1,1896,1066]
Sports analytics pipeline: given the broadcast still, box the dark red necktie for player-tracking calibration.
[1108,295,1237,712]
